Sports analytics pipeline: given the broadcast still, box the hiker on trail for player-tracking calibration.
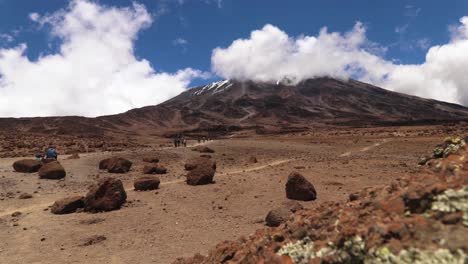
[35,152,43,161]
[197,137,201,144]
[46,146,58,160]
[183,138,187,147]
[173,137,178,148]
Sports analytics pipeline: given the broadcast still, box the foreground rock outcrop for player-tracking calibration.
[13,159,42,173]
[84,177,127,212]
[174,137,468,264]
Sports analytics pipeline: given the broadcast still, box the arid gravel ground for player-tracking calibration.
[0,126,456,263]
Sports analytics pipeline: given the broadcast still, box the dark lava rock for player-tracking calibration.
[134,176,160,191]
[84,177,127,212]
[38,161,66,179]
[186,165,215,186]
[51,196,85,214]
[185,157,216,171]
[143,164,167,174]
[142,156,159,163]
[265,207,291,227]
[106,157,132,173]
[13,159,42,173]
[285,172,317,201]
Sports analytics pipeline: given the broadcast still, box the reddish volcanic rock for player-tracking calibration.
[51,196,84,214]
[285,172,317,201]
[84,177,127,212]
[13,159,42,173]
[143,164,167,174]
[106,157,132,173]
[38,161,66,179]
[186,165,215,185]
[134,176,160,191]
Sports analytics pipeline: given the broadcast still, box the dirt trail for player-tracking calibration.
[339,139,390,157]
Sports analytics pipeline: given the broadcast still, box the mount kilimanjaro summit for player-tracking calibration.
[1,77,468,136]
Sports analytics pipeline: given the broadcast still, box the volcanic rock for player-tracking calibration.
[143,164,167,174]
[186,165,215,185]
[99,158,110,170]
[285,172,317,201]
[51,196,85,214]
[13,159,42,173]
[265,207,291,227]
[18,193,33,199]
[134,176,160,191]
[106,157,132,173]
[38,161,66,179]
[84,177,127,212]
[249,156,258,163]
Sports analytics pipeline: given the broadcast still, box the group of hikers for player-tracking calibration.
[35,146,58,161]
[173,135,214,148]
[173,136,187,148]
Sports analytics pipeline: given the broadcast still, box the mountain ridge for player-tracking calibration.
[1,77,468,136]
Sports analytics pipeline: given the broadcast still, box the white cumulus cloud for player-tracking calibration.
[0,0,205,117]
[212,18,468,106]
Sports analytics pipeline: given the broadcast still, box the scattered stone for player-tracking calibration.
[200,154,212,158]
[285,172,317,201]
[185,157,216,171]
[18,193,33,199]
[13,159,42,173]
[11,211,21,217]
[51,196,85,214]
[142,164,167,174]
[84,177,127,212]
[134,176,160,191]
[106,157,132,173]
[249,156,258,163]
[79,218,105,225]
[38,161,66,179]
[80,235,107,246]
[186,165,215,186]
[192,146,215,153]
[142,156,159,163]
[265,207,291,227]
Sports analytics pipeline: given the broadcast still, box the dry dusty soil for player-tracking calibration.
[0,126,455,263]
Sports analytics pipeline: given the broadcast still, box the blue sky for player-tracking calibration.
[0,0,467,117]
[1,1,466,77]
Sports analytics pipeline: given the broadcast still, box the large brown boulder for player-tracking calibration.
[186,165,215,186]
[13,159,42,173]
[265,207,291,227]
[38,161,66,179]
[99,158,110,170]
[142,156,159,163]
[84,177,127,212]
[134,176,160,191]
[106,157,132,173]
[51,196,84,214]
[285,172,317,201]
[185,157,216,171]
[192,146,215,153]
[143,164,167,174]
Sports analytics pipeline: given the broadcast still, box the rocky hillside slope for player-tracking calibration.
[174,136,468,264]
